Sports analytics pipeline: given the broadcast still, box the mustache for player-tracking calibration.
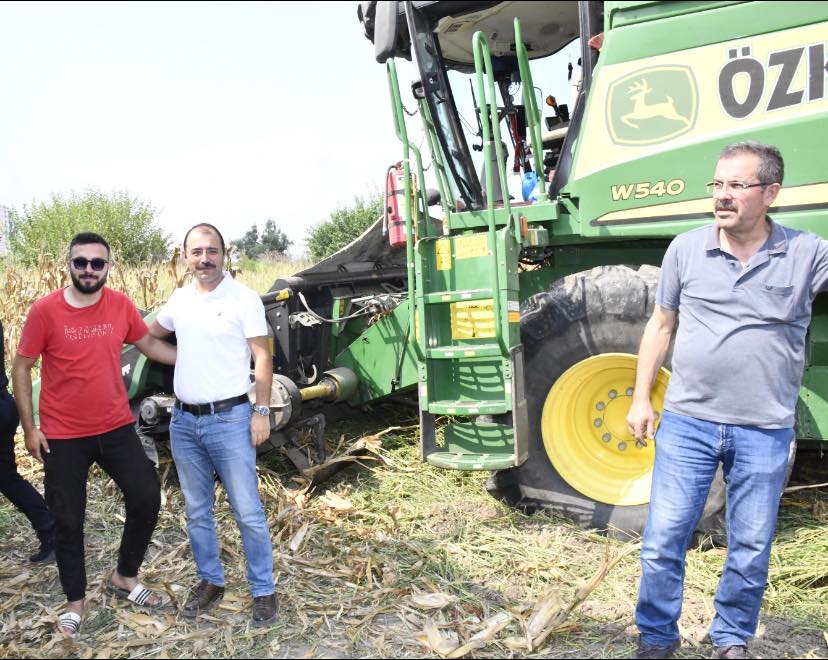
[196,263,216,269]
[71,271,107,293]
[715,200,736,212]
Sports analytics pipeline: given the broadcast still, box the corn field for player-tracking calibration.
[0,249,300,374]
[0,254,826,658]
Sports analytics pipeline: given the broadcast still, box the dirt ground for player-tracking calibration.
[0,416,826,659]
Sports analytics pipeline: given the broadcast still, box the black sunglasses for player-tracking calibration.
[70,257,109,271]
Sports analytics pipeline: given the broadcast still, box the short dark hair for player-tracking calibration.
[183,223,226,254]
[719,141,784,185]
[69,232,110,258]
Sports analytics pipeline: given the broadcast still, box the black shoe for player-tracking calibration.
[712,645,749,659]
[251,593,277,628]
[29,529,55,564]
[636,639,680,659]
[182,579,224,617]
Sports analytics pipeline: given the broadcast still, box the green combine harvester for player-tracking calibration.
[115,0,827,541]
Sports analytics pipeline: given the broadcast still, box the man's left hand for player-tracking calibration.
[250,414,271,447]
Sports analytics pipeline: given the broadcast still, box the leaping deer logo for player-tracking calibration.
[621,79,691,129]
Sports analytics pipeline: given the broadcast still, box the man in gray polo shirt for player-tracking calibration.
[626,141,828,660]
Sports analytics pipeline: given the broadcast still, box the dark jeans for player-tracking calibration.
[43,423,160,601]
[0,390,54,536]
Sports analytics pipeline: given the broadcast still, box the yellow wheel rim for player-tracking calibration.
[541,353,670,506]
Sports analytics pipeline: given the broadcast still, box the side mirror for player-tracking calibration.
[426,188,441,207]
[374,1,400,64]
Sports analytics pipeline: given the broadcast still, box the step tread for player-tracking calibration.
[426,451,514,470]
[422,288,494,304]
[427,399,510,415]
[427,344,505,359]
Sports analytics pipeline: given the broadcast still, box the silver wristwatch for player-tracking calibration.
[252,404,270,417]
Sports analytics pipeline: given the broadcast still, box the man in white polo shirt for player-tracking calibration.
[148,223,277,628]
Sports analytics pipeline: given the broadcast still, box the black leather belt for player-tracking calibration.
[175,394,249,416]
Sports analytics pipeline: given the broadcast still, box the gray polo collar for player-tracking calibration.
[704,218,788,255]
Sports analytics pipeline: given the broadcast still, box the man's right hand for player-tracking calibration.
[24,429,50,462]
[626,398,657,446]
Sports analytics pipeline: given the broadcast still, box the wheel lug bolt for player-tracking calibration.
[626,387,634,396]
[635,440,646,449]
[602,433,611,442]
[596,401,605,411]
[594,418,603,427]
[608,389,617,399]
[617,442,627,451]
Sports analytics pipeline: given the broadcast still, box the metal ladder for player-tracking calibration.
[386,22,543,470]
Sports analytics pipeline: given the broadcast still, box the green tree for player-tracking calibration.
[306,194,383,262]
[259,219,291,255]
[9,189,170,265]
[231,224,261,256]
[230,219,292,259]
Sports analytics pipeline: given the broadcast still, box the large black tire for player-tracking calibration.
[489,265,727,543]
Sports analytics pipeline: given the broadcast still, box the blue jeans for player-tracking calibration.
[170,402,274,597]
[636,410,792,648]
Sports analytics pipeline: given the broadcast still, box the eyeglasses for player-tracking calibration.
[70,257,109,271]
[705,180,769,194]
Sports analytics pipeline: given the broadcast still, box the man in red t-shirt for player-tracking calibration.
[11,232,176,637]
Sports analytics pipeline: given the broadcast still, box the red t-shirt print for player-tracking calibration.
[17,287,149,439]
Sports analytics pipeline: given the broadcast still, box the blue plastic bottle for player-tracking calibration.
[521,170,538,202]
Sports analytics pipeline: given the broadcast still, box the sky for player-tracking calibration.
[0,1,578,255]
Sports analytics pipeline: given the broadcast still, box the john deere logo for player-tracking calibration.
[607,66,698,145]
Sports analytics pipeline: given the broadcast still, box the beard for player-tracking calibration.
[71,271,108,294]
